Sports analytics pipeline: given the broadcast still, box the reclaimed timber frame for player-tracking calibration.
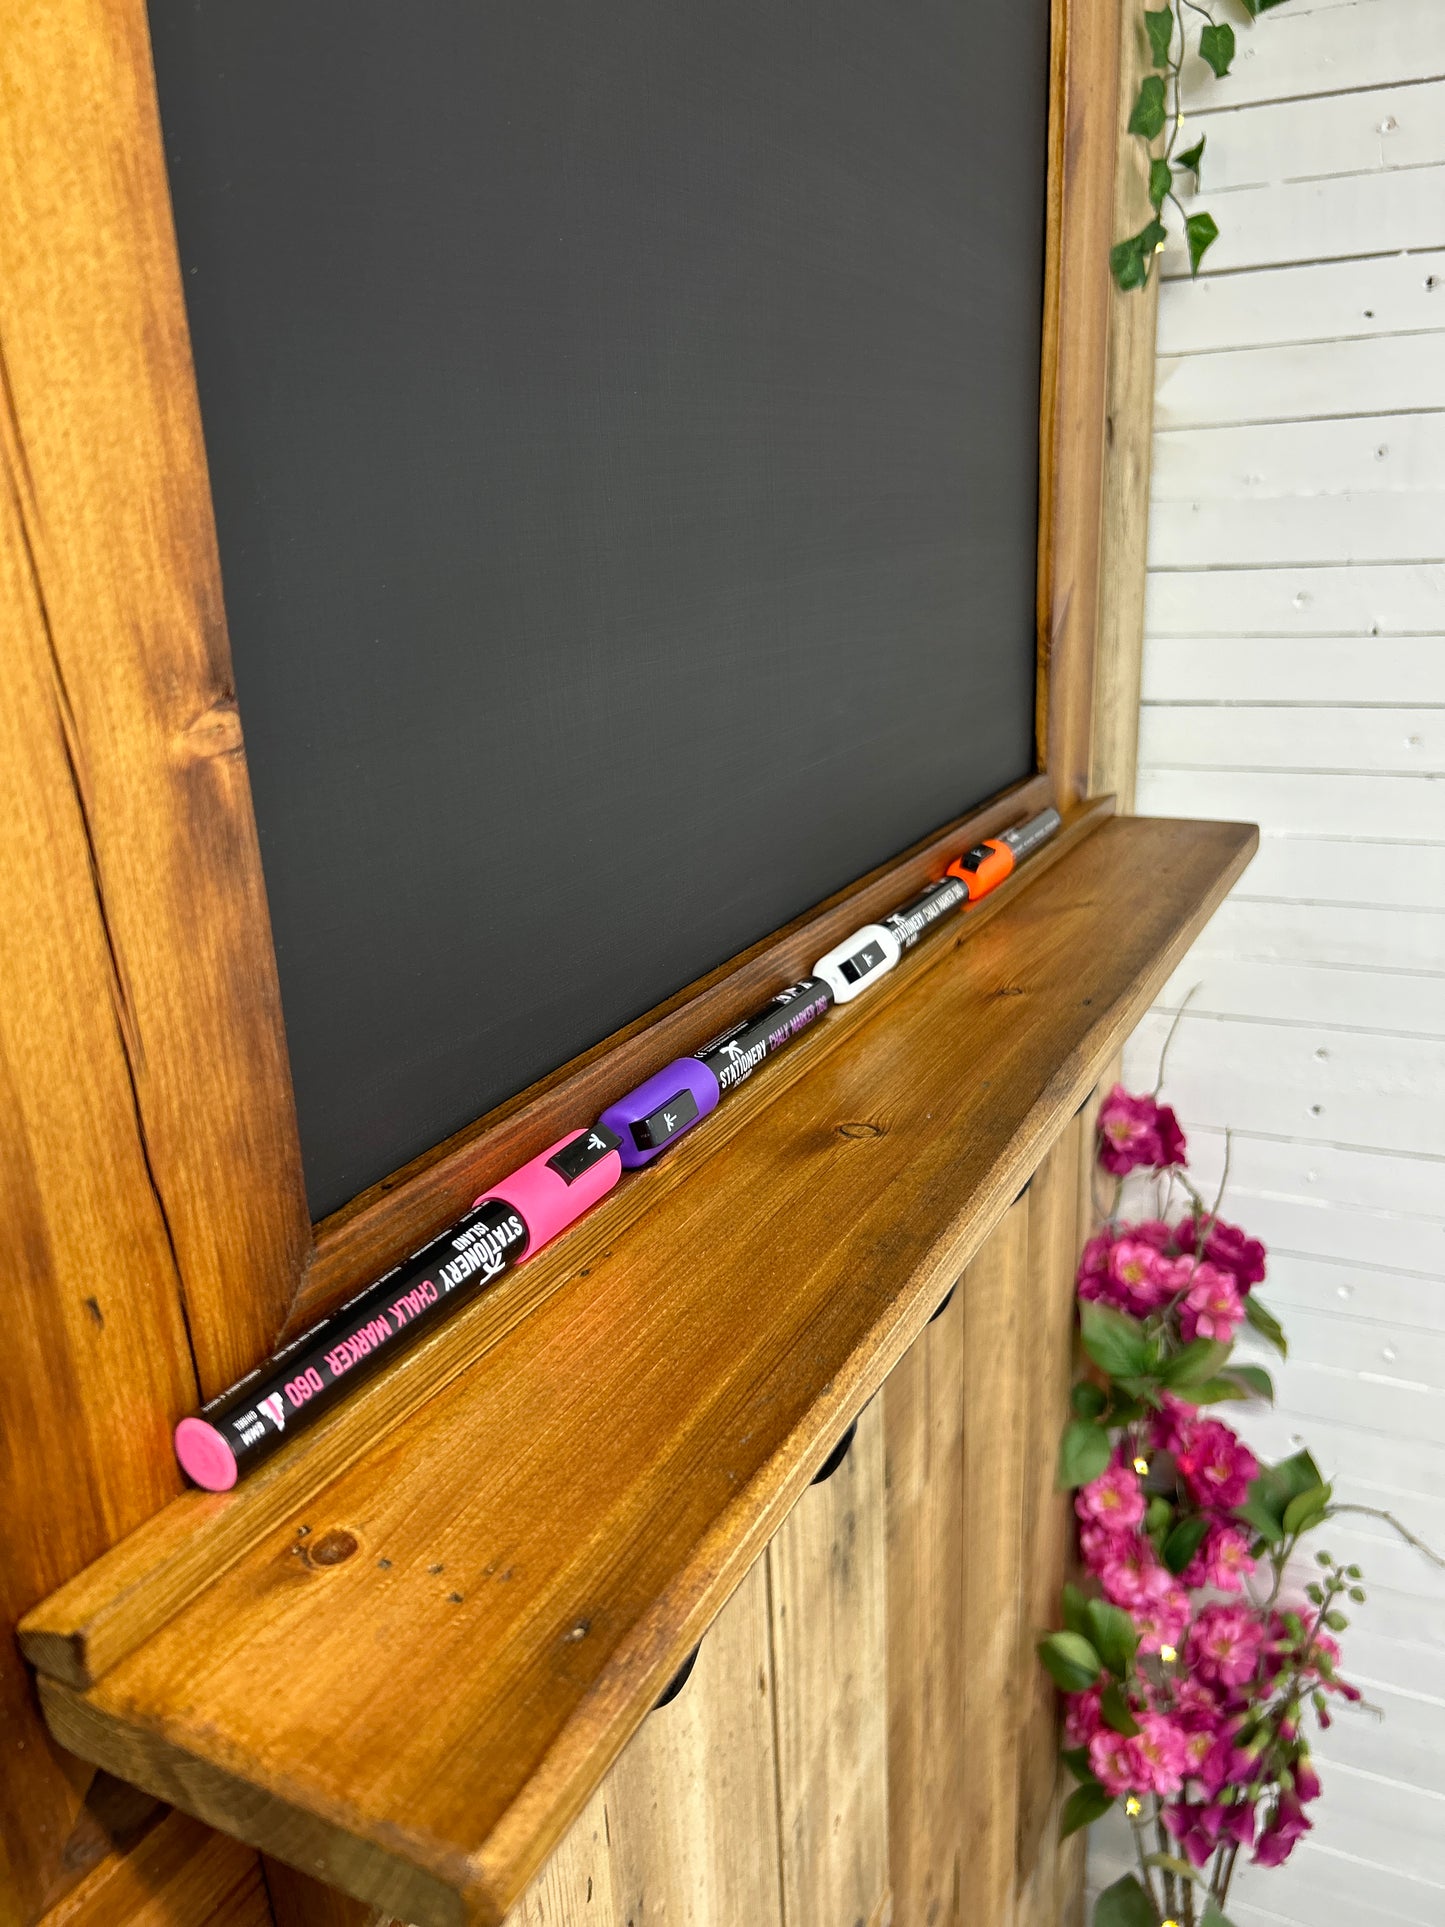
[0,0,1184,1922]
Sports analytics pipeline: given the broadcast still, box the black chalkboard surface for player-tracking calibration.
[149,1,1049,1219]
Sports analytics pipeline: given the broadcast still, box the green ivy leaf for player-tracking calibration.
[1144,6,1174,69]
[1038,1630,1103,1693]
[1101,1681,1141,1736]
[1186,210,1220,276]
[1086,1598,1140,1680]
[1095,1874,1158,1927]
[1283,1481,1333,1538]
[1128,75,1168,141]
[1080,1302,1156,1379]
[1061,1781,1115,1838]
[1062,1582,1092,1640]
[1245,1294,1288,1357]
[1227,1363,1276,1403]
[1176,135,1206,175]
[1072,1381,1107,1420]
[1199,22,1236,77]
[1163,1512,1211,1575]
[1148,157,1172,210]
[1058,1418,1113,1491]
[1164,1336,1232,1388]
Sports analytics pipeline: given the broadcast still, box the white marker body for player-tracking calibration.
[812,923,902,1004]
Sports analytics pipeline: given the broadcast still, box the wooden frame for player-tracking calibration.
[0,0,1127,1918]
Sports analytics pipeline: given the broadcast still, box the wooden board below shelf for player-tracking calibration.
[28,813,1256,1927]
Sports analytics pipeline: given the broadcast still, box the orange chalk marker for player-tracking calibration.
[946,806,1061,902]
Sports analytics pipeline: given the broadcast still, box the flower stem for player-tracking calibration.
[1329,1504,1445,1568]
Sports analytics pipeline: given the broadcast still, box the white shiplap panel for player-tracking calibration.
[1186,1125,1445,1219]
[1161,164,1445,279]
[1144,562,1445,635]
[1152,417,1445,504]
[1176,79,1445,191]
[1177,0,1445,112]
[1157,250,1445,357]
[1135,764,1445,838]
[1230,832,1445,909]
[1154,952,1445,1037]
[1196,1198,1445,1289]
[1155,893,1445,970]
[1149,491,1445,567]
[1142,638,1445,705]
[1138,703,1445,774]
[1154,331,1445,431]
[1251,1302,1445,1390]
[1125,1010,1445,1155]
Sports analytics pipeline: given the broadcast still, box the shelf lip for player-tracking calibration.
[25,811,1256,1927]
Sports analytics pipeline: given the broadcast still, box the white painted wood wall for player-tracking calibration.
[1095,1,1445,1922]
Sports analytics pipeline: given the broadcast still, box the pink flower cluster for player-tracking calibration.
[1097,1084,1188,1175]
[1076,1217,1259,1341]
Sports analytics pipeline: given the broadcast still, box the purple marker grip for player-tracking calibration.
[599,1057,720,1168]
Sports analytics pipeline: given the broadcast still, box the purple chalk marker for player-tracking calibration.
[598,1058,721,1169]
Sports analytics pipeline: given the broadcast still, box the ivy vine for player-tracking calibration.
[1112,0,1292,292]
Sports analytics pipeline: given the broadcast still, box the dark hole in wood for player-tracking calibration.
[811,1418,858,1485]
[653,1642,701,1710]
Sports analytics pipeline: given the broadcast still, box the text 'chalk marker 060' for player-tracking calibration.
[812,923,901,1004]
[693,979,833,1096]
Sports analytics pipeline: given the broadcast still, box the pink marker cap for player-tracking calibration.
[476,1126,622,1262]
[174,1415,239,1491]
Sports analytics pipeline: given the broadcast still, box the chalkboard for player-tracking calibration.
[149,1,1049,1220]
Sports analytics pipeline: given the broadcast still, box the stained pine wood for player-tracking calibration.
[1038,0,1124,804]
[0,0,308,1396]
[883,1265,967,1926]
[26,816,1255,1927]
[37,1810,269,1927]
[766,1398,889,1927]
[20,800,1112,1700]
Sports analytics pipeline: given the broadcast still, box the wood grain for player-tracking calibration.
[0,0,308,1396]
[766,1398,889,1927]
[27,817,1255,1927]
[958,1198,1029,1927]
[21,798,1111,1699]
[883,1273,967,1927]
[37,1809,269,1927]
[1039,0,1125,805]
[1091,0,1159,810]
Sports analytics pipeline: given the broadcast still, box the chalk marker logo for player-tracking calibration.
[258,1392,286,1432]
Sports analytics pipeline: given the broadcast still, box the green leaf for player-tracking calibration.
[1081,1302,1156,1380]
[1062,1582,1092,1640]
[1072,1381,1107,1420]
[1058,1418,1113,1491]
[1186,210,1220,276]
[1235,1494,1286,1545]
[1163,1512,1211,1575]
[1038,1630,1103,1693]
[1147,1850,1206,1885]
[1128,75,1168,141]
[1199,21,1236,77]
[1061,1743,1092,1781]
[1202,1901,1239,1927]
[1176,135,1206,175]
[1144,1495,1173,1535]
[1095,1874,1158,1927]
[1165,1336,1232,1388]
[1268,1449,1324,1507]
[1283,1481,1333,1538]
[1144,6,1174,69]
[1148,157,1172,210]
[1227,1363,1276,1403]
[1245,1294,1288,1357]
[1086,1598,1140,1680]
[1100,1681,1141,1737]
[1061,1781,1115,1838]
[1324,1607,1349,1631]
[1174,1375,1250,1406]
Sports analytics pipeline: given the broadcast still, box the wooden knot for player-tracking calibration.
[174,696,243,766]
[837,1120,884,1140]
[307,1530,359,1568]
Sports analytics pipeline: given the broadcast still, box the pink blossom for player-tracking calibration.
[1063,1687,1104,1748]
[1150,1392,1199,1457]
[1076,1461,1146,1535]
[1094,1532,1167,1609]
[1187,1603,1266,1689]
[1183,1213,1267,1291]
[1293,1753,1322,1804]
[1130,1583,1191,1657]
[1182,1520,1257,1595]
[1134,1712,1190,1795]
[1222,1801,1257,1848]
[1176,1418,1259,1512]
[1163,1800,1224,1868]
[1179,1262,1246,1344]
[1097,1085,1188,1175]
[1088,1727,1141,1797]
[1254,1791,1312,1868]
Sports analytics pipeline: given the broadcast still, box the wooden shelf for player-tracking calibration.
[22,811,1255,1927]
